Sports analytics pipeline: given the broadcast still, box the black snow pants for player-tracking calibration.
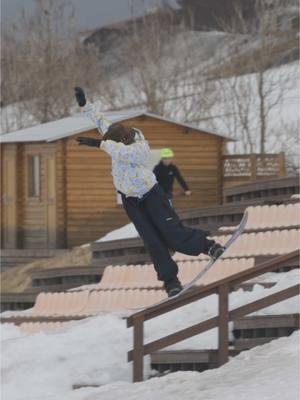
[121,184,214,283]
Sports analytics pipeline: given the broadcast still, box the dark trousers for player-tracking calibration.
[121,184,214,283]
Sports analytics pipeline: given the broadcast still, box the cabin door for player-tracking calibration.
[46,156,57,248]
[1,146,18,248]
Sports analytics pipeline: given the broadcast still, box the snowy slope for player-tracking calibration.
[2,326,299,400]
[69,332,300,400]
[1,269,299,400]
[208,62,299,155]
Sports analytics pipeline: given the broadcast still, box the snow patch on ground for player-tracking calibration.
[1,269,299,399]
[96,223,138,242]
[70,332,300,400]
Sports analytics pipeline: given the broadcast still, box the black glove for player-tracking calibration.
[74,86,86,107]
[76,137,101,147]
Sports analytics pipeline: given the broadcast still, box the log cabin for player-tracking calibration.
[0,111,285,250]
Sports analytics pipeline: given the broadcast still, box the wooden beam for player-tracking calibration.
[218,284,229,366]
[132,316,144,382]
[128,316,218,361]
[229,285,300,321]
[127,251,299,327]
[0,315,89,325]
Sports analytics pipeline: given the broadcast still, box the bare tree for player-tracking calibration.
[215,0,298,153]
[1,0,104,133]
[101,8,219,126]
[271,119,300,174]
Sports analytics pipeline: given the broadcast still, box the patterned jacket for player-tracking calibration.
[83,102,157,198]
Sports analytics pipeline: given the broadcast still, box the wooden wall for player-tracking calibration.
[1,144,20,248]
[20,143,60,249]
[0,142,63,249]
[1,116,224,249]
[65,116,223,247]
[122,116,223,209]
[65,129,129,247]
[55,140,67,248]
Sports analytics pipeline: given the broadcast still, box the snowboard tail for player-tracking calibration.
[179,210,248,295]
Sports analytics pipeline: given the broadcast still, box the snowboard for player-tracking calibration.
[131,210,248,312]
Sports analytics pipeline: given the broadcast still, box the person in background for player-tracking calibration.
[153,148,192,200]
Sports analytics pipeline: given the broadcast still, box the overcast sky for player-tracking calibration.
[1,0,176,31]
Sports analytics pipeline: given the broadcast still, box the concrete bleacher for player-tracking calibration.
[223,176,299,204]
[1,196,299,377]
[1,200,299,313]
[1,201,299,318]
[32,202,300,290]
[2,191,300,371]
[219,203,300,232]
[91,199,300,266]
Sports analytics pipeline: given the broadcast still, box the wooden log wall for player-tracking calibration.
[1,144,20,248]
[65,129,129,247]
[122,116,223,210]
[1,116,225,249]
[55,141,67,248]
[65,116,223,247]
[21,143,57,248]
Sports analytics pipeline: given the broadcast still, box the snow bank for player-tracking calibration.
[1,315,138,400]
[71,332,300,400]
[96,223,138,242]
[1,269,299,399]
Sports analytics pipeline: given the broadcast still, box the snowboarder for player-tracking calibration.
[153,148,191,200]
[74,87,225,297]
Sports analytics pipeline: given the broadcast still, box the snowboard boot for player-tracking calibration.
[164,278,183,297]
[208,242,225,261]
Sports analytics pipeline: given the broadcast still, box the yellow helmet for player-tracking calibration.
[160,148,174,158]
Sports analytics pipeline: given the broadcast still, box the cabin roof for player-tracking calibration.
[0,110,233,143]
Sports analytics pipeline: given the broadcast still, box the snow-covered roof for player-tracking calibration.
[0,110,232,143]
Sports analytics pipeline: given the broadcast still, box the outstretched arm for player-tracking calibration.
[74,87,111,136]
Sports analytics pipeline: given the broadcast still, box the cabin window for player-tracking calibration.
[28,155,40,197]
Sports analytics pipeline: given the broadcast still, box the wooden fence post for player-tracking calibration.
[218,284,229,366]
[278,152,286,177]
[250,154,257,181]
[132,316,144,382]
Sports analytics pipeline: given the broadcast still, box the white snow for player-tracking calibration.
[66,332,300,400]
[211,62,299,153]
[1,323,299,400]
[0,110,139,142]
[1,269,299,400]
[0,109,228,143]
[96,223,138,242]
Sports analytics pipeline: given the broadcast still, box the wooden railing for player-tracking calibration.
[223,176,299,204]
[223,153,286,187]
[127,250,299,382]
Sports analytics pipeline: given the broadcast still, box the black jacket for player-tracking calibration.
[153,162,189,194]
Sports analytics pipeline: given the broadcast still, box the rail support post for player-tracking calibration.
[218,284,229,366]
[250,153,257,181]
[132,316,144,382]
